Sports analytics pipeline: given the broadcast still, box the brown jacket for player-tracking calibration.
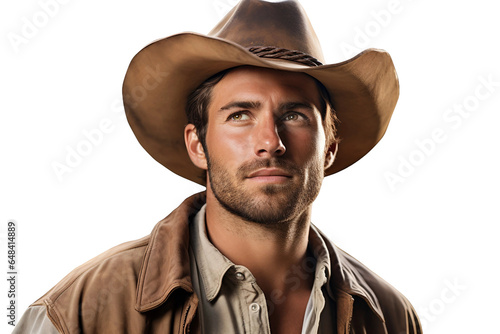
[32,192,421,333]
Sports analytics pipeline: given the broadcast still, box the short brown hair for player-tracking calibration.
[185,69,230,151]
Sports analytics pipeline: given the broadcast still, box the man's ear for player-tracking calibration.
[184,124,207,170]
[324,142,338,170]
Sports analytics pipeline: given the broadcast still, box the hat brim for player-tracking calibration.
[122,33,399,185]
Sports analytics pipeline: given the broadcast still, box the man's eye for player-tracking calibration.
[228,112,249,121]
[283,113,303,121]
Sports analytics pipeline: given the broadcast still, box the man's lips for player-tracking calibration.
[246,168,292,182]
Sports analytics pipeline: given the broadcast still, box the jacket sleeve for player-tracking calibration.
[12,305,60,334]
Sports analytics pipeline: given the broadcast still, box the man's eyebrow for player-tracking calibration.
[218,101,316,113]
[278,102,315,112]
[219,101,261,111]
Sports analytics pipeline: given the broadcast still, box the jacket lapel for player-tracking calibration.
[135,192,206,312]
[317,229,386,332]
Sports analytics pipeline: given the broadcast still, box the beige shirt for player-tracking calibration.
[189,205,336,333]
[11,305,58,334]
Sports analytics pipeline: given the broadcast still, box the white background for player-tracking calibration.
[1,0,499,333]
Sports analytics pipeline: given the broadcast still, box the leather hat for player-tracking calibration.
[122,0,399,185]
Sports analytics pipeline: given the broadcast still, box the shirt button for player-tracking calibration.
[235,272,245,281]
[250,303,260,312]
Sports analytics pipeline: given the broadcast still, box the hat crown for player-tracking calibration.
[209,0,325,63]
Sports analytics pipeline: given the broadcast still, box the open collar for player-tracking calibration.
[135,191,385,324]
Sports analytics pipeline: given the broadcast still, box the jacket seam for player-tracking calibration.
[44,299,68,334]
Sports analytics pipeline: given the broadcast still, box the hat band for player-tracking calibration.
[247,46,323,67]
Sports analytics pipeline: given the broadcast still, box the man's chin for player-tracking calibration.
[231,194,300,225]
[228,206,295,225]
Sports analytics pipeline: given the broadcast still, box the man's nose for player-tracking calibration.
[253,117,286,157]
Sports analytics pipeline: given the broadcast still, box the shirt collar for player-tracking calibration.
[190,204,335,303]
[189,204,235,301]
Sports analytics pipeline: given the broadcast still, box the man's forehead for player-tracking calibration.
[221,65,315,82]
[211,65,322,105]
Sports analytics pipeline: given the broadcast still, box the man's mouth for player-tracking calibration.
[246,168,292,183]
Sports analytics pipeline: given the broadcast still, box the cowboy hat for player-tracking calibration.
[122,0,399,185]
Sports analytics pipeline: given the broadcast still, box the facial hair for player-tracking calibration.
[207,154,324,225]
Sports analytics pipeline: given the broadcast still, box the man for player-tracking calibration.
[14,0,421,333]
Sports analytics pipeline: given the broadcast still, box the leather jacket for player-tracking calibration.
[31,192,421,333]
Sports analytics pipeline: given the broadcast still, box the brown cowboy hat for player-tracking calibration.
[122,0,399,185]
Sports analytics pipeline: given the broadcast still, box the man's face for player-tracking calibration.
[204,66,330,224]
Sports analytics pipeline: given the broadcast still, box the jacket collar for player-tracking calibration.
[135,192,206,312]
[135,191,385,323]
[315,228,386,323]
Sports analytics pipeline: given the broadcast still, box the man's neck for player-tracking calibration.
[204,190,314,297]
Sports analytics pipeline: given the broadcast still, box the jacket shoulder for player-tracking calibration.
[32,235,150,333]
[34,235,150,305]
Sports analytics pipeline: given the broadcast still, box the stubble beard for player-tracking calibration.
[207,154,324,225]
